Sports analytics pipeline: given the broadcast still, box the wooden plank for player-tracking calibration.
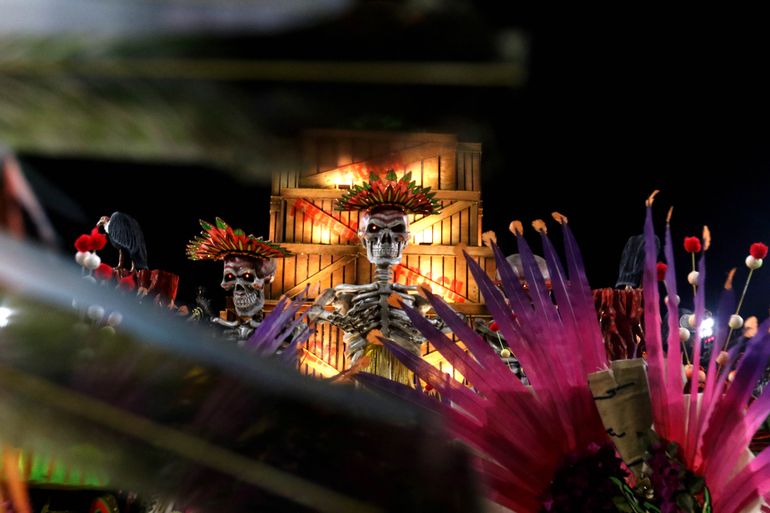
[343,253,357,283]
[271,255,284,298]
[431,255,443,294]
[439,149,457,190]
[283,255,296,297]
[470,202,479,246]
[303,199,313,243]
[271,172,281,195]
[450,206,460,246]
[432,215,441,246]
[408,201,471,234]
[456,150,465,190]
[468,257,480,302]
[320,254,332,291]
[423,156,440,190]
[405,244,491,256]
[269,196,283,242]
[285,199,296,243]
[308,253,321,297]
[281,188,480,202]
[321,199,332,245]
[284,255,356,298]
[460,207,470,245]
[472,151,481,192]
[442,211,451,245]
[356,252,371,285]
[294,253,308,292]
[455,250,468,301]
[279,243,361,256]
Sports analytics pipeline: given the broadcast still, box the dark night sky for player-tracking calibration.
[16,7,770,318]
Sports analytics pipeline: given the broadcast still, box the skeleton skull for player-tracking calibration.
[359,207,409,266]
[220,255,276,317]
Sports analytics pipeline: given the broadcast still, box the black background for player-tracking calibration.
[17,6,770,318]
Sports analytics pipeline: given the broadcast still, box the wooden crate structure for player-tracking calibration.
[267,130,493,377]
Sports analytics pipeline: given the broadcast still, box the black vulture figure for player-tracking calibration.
[97,211,148,271]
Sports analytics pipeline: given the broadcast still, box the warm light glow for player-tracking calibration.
[331,172,355,189]
[0,306,12,328]
[699,317,715,338]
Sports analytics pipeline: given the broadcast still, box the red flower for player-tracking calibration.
[656,262,668,281]
[118,275,136,291]
[94,263,114,281]
[90,228,108,251]
[750,242,768,259]
[683,236,702,253]
[489,321,500,332]
[74,234,91,252]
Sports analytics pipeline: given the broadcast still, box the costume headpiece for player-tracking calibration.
[186,218,291,261]
[336,170,440,215]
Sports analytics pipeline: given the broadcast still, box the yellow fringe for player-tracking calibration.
[363,345,414,386]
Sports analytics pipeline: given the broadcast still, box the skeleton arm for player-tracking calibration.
[211,317,241,328]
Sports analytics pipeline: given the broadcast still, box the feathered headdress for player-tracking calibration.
[336,170,440,215]
[186,218,291,261]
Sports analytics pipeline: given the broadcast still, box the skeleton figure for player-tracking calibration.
[313,201,445,379]
[211,255,276,342]
[187,218,290,346]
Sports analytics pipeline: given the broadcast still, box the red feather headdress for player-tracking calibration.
[186,218,291,261]
[336,170,440,215]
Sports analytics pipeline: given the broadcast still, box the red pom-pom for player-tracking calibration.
[89,228,108,251]
[118,275,136,291]
[656,262,668,281]
[94,263,114,281]
[489,321,499,332]
[750,242,768,259]
[75,234,91,252]
[684,236,702,253]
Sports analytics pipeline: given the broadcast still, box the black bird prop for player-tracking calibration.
[97,211,148,271]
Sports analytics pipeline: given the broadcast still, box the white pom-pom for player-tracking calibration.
[729,314,744,330]
[688,314,697,328]
[687,271,700,285]
[87,305,105,321]
[107,311,123,326]
[664,294,680,306]
[500,348,511,359]
[83,252,101,270]
[75,251,88,266]
[746,255,763,270]
[679,327,691,341]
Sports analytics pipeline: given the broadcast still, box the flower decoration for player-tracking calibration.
[186,218,291,262]
[94,263,114,281]
[359,200,770,513]
[723,241,768,348]
[656,261,668,282]
[684,237,702,253]
[336,170,440,215]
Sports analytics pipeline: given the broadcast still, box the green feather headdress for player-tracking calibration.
[187,218,291,261]
[336,170,440,215]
